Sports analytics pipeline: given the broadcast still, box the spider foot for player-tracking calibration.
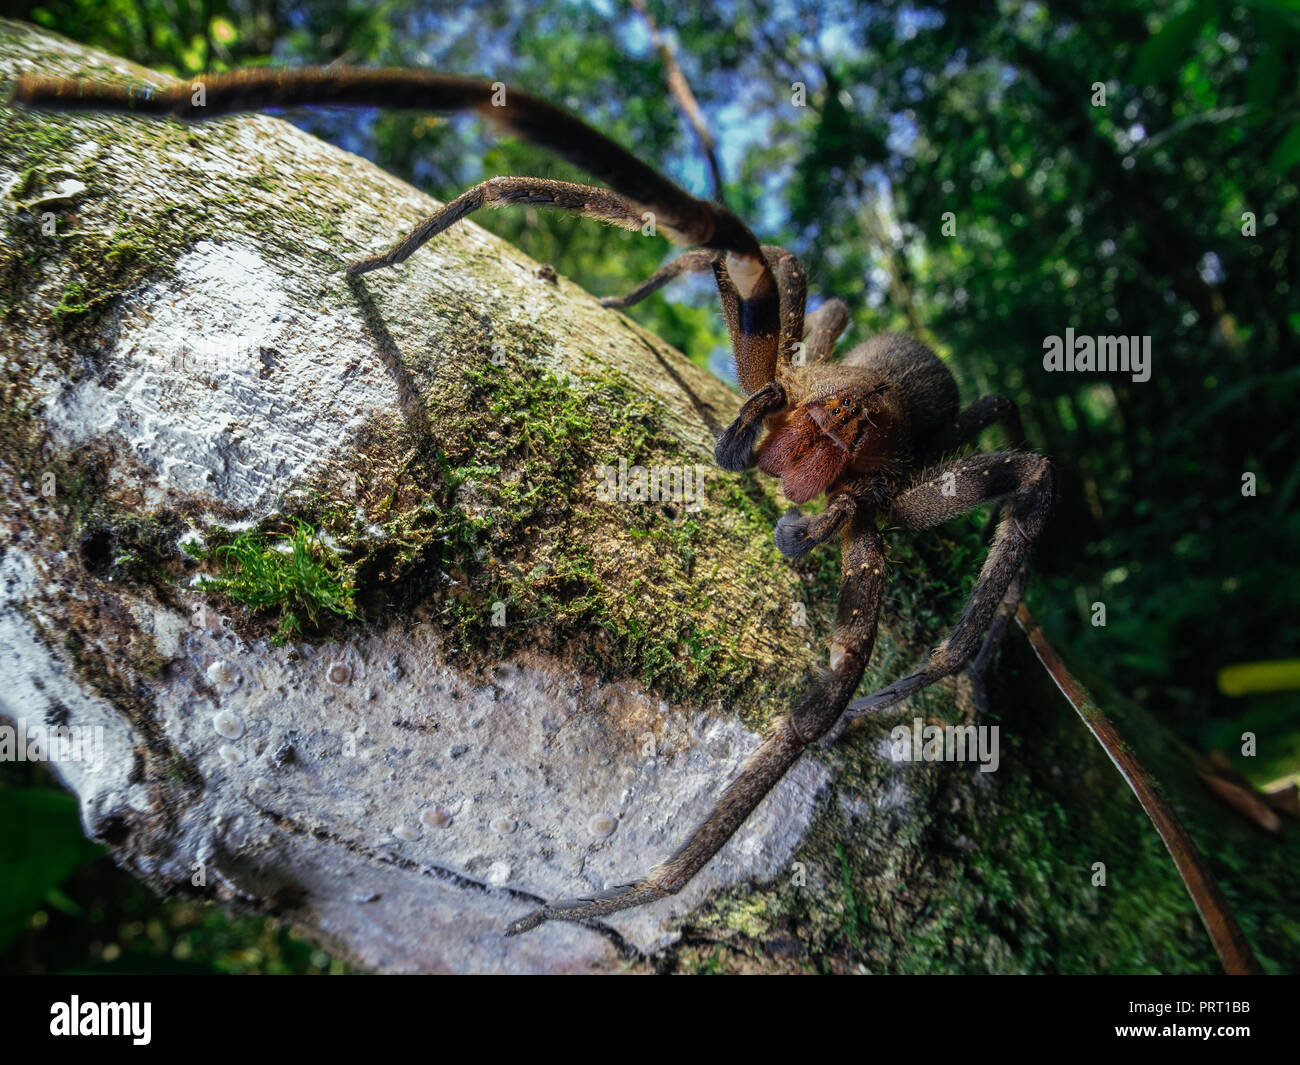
[714,382,785,472]
[774,507,817,557]
[775,505,850,558]
[345,252,396,277]
[504,881,665,936]
[714,418,760,471]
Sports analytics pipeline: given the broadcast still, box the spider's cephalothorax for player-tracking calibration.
[754,334,956,504]
[14,68,1054,938]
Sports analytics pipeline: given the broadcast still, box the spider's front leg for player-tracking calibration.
[712,248,815,470]
[605,247,836,473]
[505,514,886,936]
[824,449,1054,745]
[346,177,648,275]
[801,299,851,366]
[772,472,889,560]
[13,68,788,384]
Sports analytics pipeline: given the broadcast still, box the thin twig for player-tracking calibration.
[1015,603,1263,975]
[630,0,726,204]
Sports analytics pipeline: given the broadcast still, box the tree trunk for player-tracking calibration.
[0,20,1282,974]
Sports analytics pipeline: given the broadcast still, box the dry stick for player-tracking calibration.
[1015,603,1263,975]
[630,0,726,204]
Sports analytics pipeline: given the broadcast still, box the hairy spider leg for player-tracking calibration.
[772,472,887,560]
[966,561,1028,715]
[824,450,1054,745]
[710,246,812,468]
[606,243,814,470]
[801,298,851,365]
[924,393,1030,711]
[12,67,786,399]
[598,249,719,308]
[345,177,646,274]
[929,393,1026,458]
[505,512,887,936]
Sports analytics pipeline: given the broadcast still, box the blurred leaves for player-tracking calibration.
[0,788,103,952]
[1268,124,1300,172]
[1132,1,1215,84]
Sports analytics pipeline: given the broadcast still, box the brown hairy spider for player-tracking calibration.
[15,68,1054,938]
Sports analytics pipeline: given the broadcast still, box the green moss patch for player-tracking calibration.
[188,519,359,646]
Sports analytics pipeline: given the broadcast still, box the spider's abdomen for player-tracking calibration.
[841,333,959,442]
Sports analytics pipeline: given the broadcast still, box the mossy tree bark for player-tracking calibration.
[0,21,1289,973]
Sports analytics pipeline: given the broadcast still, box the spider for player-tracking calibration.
[15,68,1054,939]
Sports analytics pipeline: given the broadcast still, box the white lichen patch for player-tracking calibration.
[587,813,618,838]
[206,659,241,692]
[81,607,830,964]
[37,241,404,512]
[421,806,453,829]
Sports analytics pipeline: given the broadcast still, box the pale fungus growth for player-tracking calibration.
[326,661,352,686]
[490,816,517,835]
[421,807,453,829]
[587,813,618,838]
[206,660,241,691]
[212,710,244,739]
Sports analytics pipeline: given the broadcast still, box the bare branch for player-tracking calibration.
[630,0,727,204]
[1015,604,1263,976]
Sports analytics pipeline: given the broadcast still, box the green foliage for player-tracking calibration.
[835,844,865,954]
[0,788,103,953]
[0,760,344,974]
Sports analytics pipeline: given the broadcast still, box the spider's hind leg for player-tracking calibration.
[923,395,1033,711]
[506,517,887,936]
[825,450,1053,745]
[966,558,1028,716]
[930,392,1028,543]
[932,393,1026,456]
[598,249,719,308]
